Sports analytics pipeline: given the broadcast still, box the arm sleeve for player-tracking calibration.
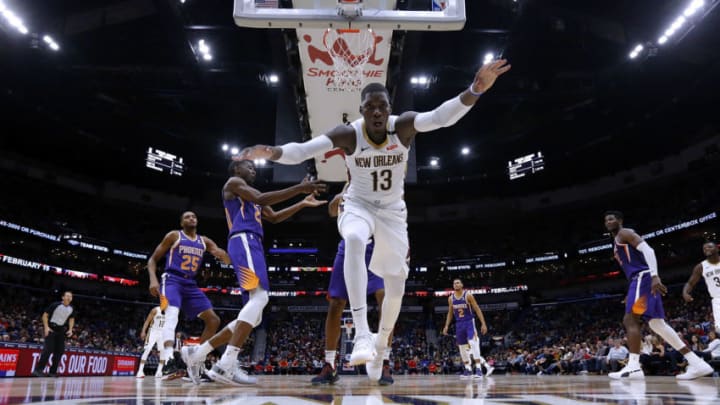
[276,135,334,165]
[636,241,658,276]
[413,96,473,133]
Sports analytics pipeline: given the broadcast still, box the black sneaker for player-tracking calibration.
[48,372,58,378]
[161,358,186,381]
[379,361,394,386]
[311,363,339,385]
[31,370,46,378]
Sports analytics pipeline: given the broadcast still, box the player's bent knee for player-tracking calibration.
[236,288,269,328]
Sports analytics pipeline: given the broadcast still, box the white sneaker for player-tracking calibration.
[207,363,257,386]
[676,362,714,380]
[485,365,494,377]
[136,374,144,379]
[349,333,376,366]
[365,335,383,382]
[181,346,203,385]
[608,365,644,380]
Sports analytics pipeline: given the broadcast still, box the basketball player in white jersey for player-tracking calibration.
[683,241,720,333]
[137,306,165,378]
[238,60,511,378]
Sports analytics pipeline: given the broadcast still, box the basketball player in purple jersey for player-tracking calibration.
[182,160,327,385]
[238,61,511,380]
[147,211,230,379]
[312,188,393,386]
[604,211,713,380]
[442,279,491,379]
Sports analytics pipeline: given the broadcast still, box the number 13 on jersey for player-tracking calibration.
[371,169,392,191]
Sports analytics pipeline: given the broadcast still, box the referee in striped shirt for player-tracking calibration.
[32,291,75,377]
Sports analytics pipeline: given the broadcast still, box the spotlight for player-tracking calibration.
[231,147,239,155]
[461,147,470,155]
[222,144,229,151]
[483,52,494,65]
[269,74,279,83]
[410,77,419,84]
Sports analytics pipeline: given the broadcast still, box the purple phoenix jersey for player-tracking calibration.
[328,239,384,300]
[160,231,212,319]
[224,195,268,292]
[614,237,664,320]
[166,231,206,276]
[452,291,476,345]
[224,196,264,239]
[613,239,649,280]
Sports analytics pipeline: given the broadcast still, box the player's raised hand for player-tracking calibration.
[299,175,327,195]
[302,194,328,208]
[472,59,511,94]
[651,276,667,296]
[235,145,276,161]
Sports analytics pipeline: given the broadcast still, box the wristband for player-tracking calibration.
[468,84,483,97]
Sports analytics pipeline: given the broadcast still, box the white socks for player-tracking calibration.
[376,276,405,350]
[219,345,240,369]
[325,350,336,368]
[628,353,640,369]
[191,342,214,364]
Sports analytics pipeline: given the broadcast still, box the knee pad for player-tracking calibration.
[237,288,269,328]
[162,306,180,343]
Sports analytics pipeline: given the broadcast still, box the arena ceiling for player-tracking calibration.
[1,0,719,199]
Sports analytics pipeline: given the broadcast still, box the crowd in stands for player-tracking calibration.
[4,281,717,378]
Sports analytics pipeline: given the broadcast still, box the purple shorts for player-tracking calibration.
[229,232,269,292]
[625,271,665,320]
[161,272,212,319]
[328,240,384,301]
[455,321,477,346]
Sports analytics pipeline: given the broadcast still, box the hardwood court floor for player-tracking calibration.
[1,374,718,404]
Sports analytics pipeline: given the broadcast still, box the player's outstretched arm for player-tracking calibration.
[395,60,511,144]
[224,175,327,207]
[203,236,231,265]
[263,194,327,224]
[236,125,356,165]
[682,263,703,302]
[147,231,179,297]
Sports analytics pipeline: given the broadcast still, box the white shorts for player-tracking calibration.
[142,330,163,359]
[712,297,720,332]
[338,197,409,278]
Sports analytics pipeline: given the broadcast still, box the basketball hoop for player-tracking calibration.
[322,28,377,91]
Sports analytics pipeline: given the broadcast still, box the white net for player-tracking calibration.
[322,28,377,91]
